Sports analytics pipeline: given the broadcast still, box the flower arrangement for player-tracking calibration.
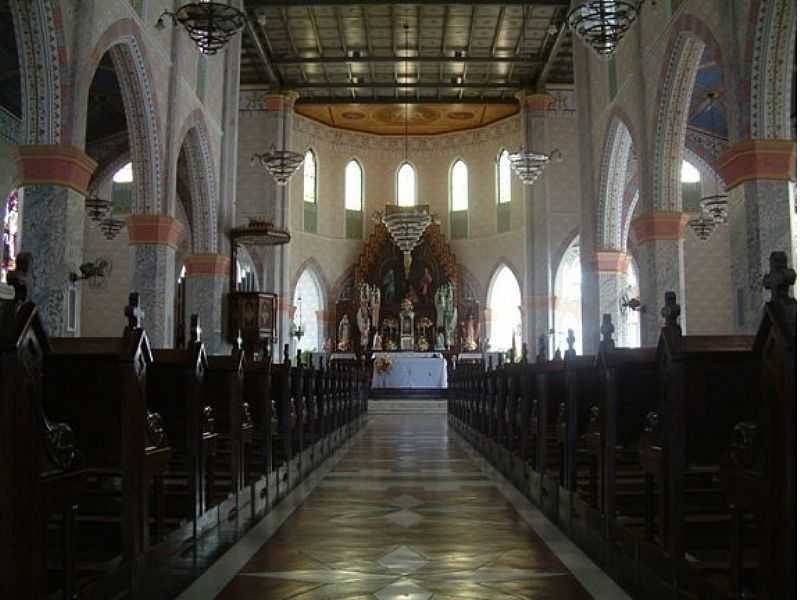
[375,356,393,375]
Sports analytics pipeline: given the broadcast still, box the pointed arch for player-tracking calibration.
[396,161,417,206]
[486,260,523,353]
[303,148,317,205]
[597,116,635,250]
[554,235,582,355]
[496,147,512,205]
[177,110,219,253]
[291,259,330,353]
[345,158,364,212]
[449,158,468,212]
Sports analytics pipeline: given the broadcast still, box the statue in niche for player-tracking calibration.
[382,268,396,303]
[369,285,381,328]
[435,327,446,351]
[337,314,351,351]
[372,329,383,351]
[434,283,447,330]
[462,309,477,351]
[356,304,370,351]
[443,282,458,348]
[417,266,433,300]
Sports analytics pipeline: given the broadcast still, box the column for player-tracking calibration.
[631,210,689,345]
[184,254,228,354]
[717,139,796,332]
[127,215,182,348]
[523,93,554,355]
[594,251,630,347]
[16,144,97,335]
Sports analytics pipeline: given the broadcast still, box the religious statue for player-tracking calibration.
[323,337,334,353]
[434,283,447,330]
[417,266,433,300]
[382,269,396,303]
[463,312,477,351]
[337,314,351,351]
[369,285,381,328]
[356,304,370,350]
[435,327,446,351]
[372,329,383,351]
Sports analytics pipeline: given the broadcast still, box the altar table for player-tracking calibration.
[371,352,448,389]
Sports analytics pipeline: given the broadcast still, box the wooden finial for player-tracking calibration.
[600,314,615,351]
[661,291,681,331]
[488,354,494,370]
[296,348,302,367]
[124,292,145,331]
[565,329,577,360]
[6,252,33,305]
[283,343,290,365]
[764,251,796,303]
[553,348,562,361]
[189,314,202,344]
[536,334,547,363]
[521,343,528,364]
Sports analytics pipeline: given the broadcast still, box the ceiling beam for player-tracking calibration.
[294,97,520,105]
[534,17,568,90]
[248,0,569,6]
[288,81,524,90]
[244,20,281,86]
[269,55,540,65]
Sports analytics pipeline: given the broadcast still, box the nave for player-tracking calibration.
[186,414,626,600]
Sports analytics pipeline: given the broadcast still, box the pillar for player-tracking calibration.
[594,251,631,347]
[717,139,796,332]
[522,93,555,355]
[127,215,182,348]
[631,210,689,345]
[184,254,228,354]
[16,144,97,335]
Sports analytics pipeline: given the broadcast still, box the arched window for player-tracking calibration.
[681,160,701,210]
[293,268,324,353]
[488,265,522,353]
[111,162,134,212]
[496,149,512,232]
[1,189,21,283]
[303,150,317,204]
[450,159,468,239]
[554,239,582,355]
[397,162,416,207]
[345,159,364,239]
[497,149,511,204]
[303,150,318,233]
[623,259,641,348]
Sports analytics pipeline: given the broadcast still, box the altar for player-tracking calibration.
[372,352,448,391]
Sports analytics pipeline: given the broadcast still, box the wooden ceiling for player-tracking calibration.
[241,1,574,104]
[294,101,519,135]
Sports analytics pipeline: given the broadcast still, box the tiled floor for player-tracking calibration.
[182,414,629,599]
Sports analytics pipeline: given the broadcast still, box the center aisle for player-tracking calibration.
[205,415,629,599]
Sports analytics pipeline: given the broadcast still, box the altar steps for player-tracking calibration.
[368,399,447,414]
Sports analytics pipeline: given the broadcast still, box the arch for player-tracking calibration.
[554,235,582,355]
[345,158,364,211]
[303,148,317,205]
[9,0,65,144]
[651,15,725,211]
[292,260,329,353]
[486,261,523,353]
[749,0,797,139]
[449,158,468,211]
[396,161,417,207]
[496,148,512,205]
[88,149,132,198]
[597,116,635,250]
[83,20,163,214]
[177,111,219,253]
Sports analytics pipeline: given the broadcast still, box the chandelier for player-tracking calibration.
[381,205,432,278]
[250,98,304,186]
[509,148,563,184]
[568,1,644,58]
[156,2,246,55]
[688,93,728,240]
[85,195,112,223]
[292,296,305,341]
[687,214,716,241]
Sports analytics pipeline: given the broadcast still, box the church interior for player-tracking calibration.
[0,1,796,598]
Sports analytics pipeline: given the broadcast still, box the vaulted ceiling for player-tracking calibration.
[241,1,574,109]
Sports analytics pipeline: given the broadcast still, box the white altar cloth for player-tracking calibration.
[371,352,448,389]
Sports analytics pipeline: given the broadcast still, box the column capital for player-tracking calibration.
[716,139,796,190]
[594,251,630,273]
[261,91,300,111]
[15,144,97,195]
[127,215,183,250]
[516,91,554,113]
[184,254,230,278]
[630,210,690,244]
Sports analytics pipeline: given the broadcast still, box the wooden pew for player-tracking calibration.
[0,279,83,600]
[148,315,217,541]
[533,358,568,518]
[205,342,252,511]
[638,292,757,592]
[270,345,296,497]
[242,344,274,504]
[42,293,171,593]
[717,251,796,600]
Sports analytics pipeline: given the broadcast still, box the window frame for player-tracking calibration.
[396,161,417,207]
[496,148,512,205]
[344,157,364,212]
[303,148,318,205]
[449,158,469,212]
